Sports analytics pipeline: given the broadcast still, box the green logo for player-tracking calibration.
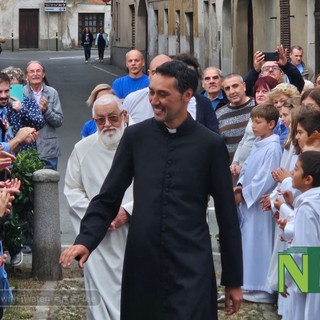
[278,247,320,293]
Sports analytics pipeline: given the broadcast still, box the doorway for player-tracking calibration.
[19,9,39,48]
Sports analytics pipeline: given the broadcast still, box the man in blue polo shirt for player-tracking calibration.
[112,49,149,99]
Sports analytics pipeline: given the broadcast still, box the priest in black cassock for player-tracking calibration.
[60,60,243,320]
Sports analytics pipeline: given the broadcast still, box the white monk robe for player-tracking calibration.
[238,134,282,293]
[64,131,133,320]
[283,187,320,320]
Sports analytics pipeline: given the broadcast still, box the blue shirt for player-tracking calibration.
[296,63,304,74]
[273,119,289,148]
[81,119,97,138]
[112,74,149,99]
[203,90,225,110]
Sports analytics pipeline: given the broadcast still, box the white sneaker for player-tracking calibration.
[243,291,276,304]
[217,293,225,303]
[11,252,23,267]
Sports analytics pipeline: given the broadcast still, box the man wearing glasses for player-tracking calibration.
[201,67,228,111]
[64,94,133,320]
[244,44,304,97]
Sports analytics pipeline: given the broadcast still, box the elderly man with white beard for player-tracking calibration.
[64,94,133,320]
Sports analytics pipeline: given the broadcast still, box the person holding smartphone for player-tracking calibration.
[1,66,45,152]
[244,44,305,97]
[0,72,39,266]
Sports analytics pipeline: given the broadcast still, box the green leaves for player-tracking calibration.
[4,150,45,253]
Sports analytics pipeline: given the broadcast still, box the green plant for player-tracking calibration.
[3,150,45,254]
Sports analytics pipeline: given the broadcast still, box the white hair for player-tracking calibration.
[92,94,123,116]
[303,79,315,91]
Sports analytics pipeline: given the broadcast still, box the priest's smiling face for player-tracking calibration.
[149,73,192,129]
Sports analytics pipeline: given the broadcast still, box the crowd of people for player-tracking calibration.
[58,43,320,320]
[1,40,320,320]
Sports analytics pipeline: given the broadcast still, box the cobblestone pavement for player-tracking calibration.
[5,262,282,319]
[217,298,281,319]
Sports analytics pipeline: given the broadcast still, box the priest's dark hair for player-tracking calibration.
[155,60,198,95]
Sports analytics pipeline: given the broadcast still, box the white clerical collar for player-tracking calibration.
[167,128,177,134]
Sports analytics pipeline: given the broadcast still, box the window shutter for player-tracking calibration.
[279,0,291,54]
[130,5,136,48]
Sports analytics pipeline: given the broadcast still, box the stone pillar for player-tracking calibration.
[32,169,62,280]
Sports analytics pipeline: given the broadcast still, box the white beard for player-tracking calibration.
[98,120,126,149]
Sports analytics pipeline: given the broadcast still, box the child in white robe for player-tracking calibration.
[278,132,320,243]
[279,151,320,320]
[234,103,282,303]
[263,99,300,314]
[274,132,320,318]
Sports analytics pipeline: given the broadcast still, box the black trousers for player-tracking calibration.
[98,45,105,60]
[83,44,91,61]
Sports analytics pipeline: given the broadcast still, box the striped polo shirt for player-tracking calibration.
[216,97,255,162]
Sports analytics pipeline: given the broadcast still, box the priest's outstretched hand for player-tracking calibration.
[59,244,90,269]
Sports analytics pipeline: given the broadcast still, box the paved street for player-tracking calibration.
[0,49,126,246]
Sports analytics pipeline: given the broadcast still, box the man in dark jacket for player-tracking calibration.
[202,66,229,111]
[174,54,220,133]
[60,60,243,320]
[244,44,305,96]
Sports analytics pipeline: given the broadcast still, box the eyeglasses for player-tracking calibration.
[261,66,281,72]
[93,111,124,125]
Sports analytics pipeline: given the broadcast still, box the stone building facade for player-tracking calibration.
[0,0,111,50]
[110,0,319,78]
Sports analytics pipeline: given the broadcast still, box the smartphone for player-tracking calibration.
[263,52,280,61]
[10,84,24,101]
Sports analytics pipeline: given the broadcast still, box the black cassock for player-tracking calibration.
[76,115,243,320]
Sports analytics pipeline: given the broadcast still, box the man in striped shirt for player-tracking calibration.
[216,73,255,163]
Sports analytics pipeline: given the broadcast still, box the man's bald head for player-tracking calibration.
[125,49,144,61]
[148,55,172,79]
[126,49,145,78]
